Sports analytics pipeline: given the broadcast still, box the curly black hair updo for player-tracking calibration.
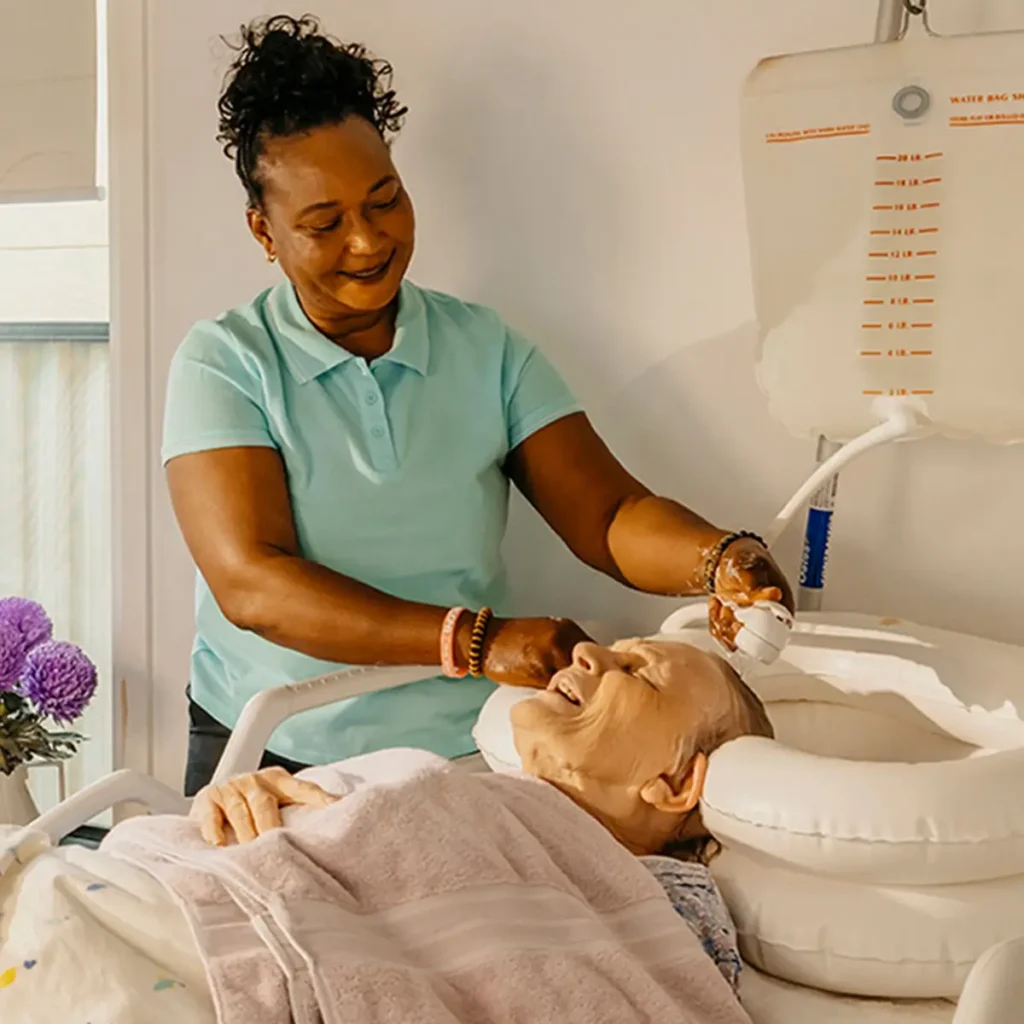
[216,14,408,208]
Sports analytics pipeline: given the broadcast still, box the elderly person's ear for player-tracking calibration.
[639,752,708,815]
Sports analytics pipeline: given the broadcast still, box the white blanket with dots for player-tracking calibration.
[0,826,214,1023]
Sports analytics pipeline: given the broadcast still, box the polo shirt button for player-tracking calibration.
[371,426,385,439]
[365,392,378,405]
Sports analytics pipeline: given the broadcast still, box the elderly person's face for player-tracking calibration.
[510,640,759,853]
[247,116,416,322]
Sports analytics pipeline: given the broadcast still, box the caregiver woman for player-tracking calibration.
[164,15,793,795]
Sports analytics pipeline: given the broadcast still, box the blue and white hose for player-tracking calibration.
[763,399,929,612]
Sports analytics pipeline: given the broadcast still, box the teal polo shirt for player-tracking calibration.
[162,279,580,765]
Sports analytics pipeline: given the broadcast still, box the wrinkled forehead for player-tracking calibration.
[611,637,718,668]
[612,639,731,696]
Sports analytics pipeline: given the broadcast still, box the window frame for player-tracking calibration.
[108,0,155,798]
[0,322,109,343]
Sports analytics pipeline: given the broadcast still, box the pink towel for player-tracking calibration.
[105,752,751,1024]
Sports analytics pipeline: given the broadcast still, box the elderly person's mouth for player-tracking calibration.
[545,672,584,707]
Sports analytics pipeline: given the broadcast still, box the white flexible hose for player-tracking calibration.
[764,399,930,548]
[662,402,931,653]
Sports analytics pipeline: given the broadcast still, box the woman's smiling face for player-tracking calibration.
[510,640,735,790]
[247,115,416,321]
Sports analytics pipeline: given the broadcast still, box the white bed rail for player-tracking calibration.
[30,769,190,844]
[28,663,440,842]
[211,664,438,782]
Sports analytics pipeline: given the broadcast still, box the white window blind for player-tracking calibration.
[0,0,98,204]
[0,329,111,807]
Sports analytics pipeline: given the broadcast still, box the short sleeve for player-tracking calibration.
[642,856,743,993]
[502,328,582,451]
[161,321,276,465]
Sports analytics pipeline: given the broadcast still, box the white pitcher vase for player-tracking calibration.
[0,766,40,826]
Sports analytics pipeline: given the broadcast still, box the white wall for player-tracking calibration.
[132,0,1024,788]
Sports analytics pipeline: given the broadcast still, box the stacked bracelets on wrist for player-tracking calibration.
[702,531,768,594]
[439,606,494,678]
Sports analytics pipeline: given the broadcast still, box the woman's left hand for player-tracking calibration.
[707,536,794,649]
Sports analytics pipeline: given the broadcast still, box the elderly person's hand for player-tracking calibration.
[191,766,338,846]
[707,535,794,650]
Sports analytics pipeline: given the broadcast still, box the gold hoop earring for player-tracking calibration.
[266,251,277,264]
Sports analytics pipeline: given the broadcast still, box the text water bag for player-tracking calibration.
[742,30,1024,444]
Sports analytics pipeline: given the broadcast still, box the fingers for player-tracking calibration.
[238,775,283,837]
[502,672,549,689]
[219,782,261,844]
[193,768,340,848]
[708,596,739,650]
[192,789,228,847]
[524,674,554,690]
[759,581,795,614]
[739,582,793,615]
[708,596,724,638]
[715,537,793,604]
[261,767,338,809]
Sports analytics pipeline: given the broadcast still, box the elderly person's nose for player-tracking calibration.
[573,642,611,675]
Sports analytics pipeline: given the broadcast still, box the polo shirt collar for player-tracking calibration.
[269,279,430,384]
[385,281,429,375]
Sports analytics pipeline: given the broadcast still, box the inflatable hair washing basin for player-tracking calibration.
[473,610,1024,1023]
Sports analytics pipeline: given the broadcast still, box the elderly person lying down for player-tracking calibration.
[0,640,770,1024]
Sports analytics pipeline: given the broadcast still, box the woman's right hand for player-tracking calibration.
[471,616,593,688]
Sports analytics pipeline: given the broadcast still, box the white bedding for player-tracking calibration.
[741,968,955,1024]
[0,826,214,1023]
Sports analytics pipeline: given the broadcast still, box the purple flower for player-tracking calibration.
[21,641,97,722]
[0,597,53,651]
[0,620,26,692]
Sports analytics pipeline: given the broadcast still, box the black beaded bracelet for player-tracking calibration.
[468,607,493,678]
[703,531,768,594]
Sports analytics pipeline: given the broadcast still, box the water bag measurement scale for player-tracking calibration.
[860,150,943,400]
